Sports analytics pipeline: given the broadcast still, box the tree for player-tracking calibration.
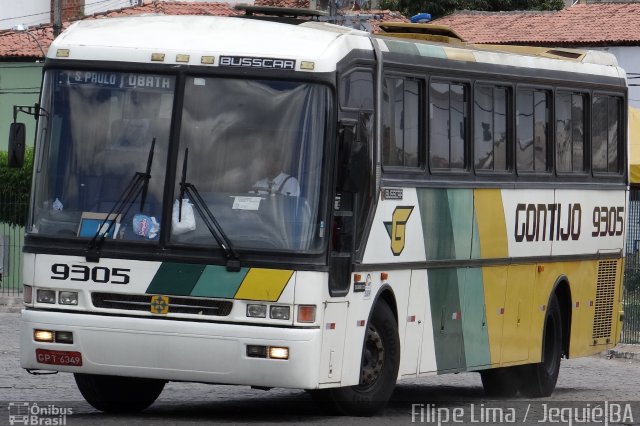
[378,0,564,20]
[0,147,33,227]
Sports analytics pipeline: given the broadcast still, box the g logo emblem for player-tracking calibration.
[384,206,414,256]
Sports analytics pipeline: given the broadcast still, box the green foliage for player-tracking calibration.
[0,147,33,227]
[379,0,564,20]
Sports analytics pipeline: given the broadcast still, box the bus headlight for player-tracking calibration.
[34,329,54,342]
[268,346,289,360]
[269,306,290,320]
[36,290,56,304]
[58,291,78,305]
[247,304,267,318]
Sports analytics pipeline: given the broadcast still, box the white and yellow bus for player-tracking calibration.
[16,9,627,416]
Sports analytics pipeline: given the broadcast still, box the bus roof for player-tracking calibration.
[48,15,372,72]
[48,14,625,80]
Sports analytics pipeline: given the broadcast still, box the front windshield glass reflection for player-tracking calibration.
[30,70,174,241]
[172,77,329,252]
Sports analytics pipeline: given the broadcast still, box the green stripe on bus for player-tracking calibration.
[190,265,249,298]
[459,268,491,370]
[146,262,205,296]
[447,190,473,260]
[427,268,466,372]
[417,189,473,261]
[415,44,447,58]
[384,39,421,55]
[417,189,455,260]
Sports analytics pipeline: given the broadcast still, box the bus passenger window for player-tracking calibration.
[382,77,421,168]
[556,92,586,173]
[429,81,467,170]
[340,70,373,110]
[474,85,508,171]
[592,95,622,174]
[517,88,549,172]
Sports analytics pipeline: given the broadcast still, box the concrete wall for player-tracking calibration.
[0,63,43,151]
[594,45,640,110]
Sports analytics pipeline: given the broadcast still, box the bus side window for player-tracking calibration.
[382,77,421,169]
[474,85,508,172]
[429,80,468,171]
[556,91,586,173]
[340,70,373,110]
[516,88,550,173]
[592,95,622,174]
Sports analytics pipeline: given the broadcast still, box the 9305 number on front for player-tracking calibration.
[51,264,130,284]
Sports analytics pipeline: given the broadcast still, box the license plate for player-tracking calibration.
[36,349,83,366]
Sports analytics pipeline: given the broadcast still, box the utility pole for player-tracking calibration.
[53,0,62,38]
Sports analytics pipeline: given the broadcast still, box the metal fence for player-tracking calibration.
[0,192,26,297]
[623,190,640,343]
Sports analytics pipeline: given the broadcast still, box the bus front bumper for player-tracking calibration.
[21,309,322,389]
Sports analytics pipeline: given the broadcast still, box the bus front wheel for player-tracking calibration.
[518,294,563,397]
[326,300,400,416]
[74,373,166,413]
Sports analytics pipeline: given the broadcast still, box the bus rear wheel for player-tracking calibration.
[325,300,400,416]
[74,373,166,413]
[518,295,562,397]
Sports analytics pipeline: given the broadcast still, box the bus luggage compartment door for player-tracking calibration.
[319,302,348,384]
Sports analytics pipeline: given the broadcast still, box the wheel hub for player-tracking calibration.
[360,324,384,387]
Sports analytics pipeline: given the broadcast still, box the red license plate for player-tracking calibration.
[36,349,83,366]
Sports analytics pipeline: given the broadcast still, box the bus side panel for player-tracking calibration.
[501,265,534,366]
[473,189,509,259]
[425,268,465,373]
[318,302,348,385]
[459,267,491,370]
[401,269,428,377]
[480,266,507,367]
[566,259,623,358]
[416,188,473,261]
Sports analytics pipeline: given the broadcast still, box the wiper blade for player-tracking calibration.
[178,148,241,272]
[140,137,155,212]
[85,138,155,262]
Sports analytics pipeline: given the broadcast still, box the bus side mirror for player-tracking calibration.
[8,122,26,168]
[336,124,368,192]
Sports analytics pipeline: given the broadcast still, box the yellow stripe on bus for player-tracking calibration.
[234,268,294,302]
[474,189,508,259]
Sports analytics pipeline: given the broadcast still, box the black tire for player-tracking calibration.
[74,373,166,413]
[324,300,400,416]
[518,294,563,397]
[480,366,521,398]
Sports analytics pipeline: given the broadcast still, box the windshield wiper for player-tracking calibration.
[85,138,156,262]
[178,148,241,272]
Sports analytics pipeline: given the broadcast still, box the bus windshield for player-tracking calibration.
[29,70,329,253]
[30,70,174,242]
[171,77,329,252]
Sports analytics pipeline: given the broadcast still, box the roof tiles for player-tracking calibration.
[0,0,406,59]
[433,4,640,46]
[0,2,240,59]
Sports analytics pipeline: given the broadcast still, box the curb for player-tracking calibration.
[603,344,640,362]
[0,295,23,313]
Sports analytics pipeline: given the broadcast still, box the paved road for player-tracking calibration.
[1,312,639,425]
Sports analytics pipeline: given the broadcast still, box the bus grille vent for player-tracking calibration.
[91,292,233,317]
[592,260,617,340]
